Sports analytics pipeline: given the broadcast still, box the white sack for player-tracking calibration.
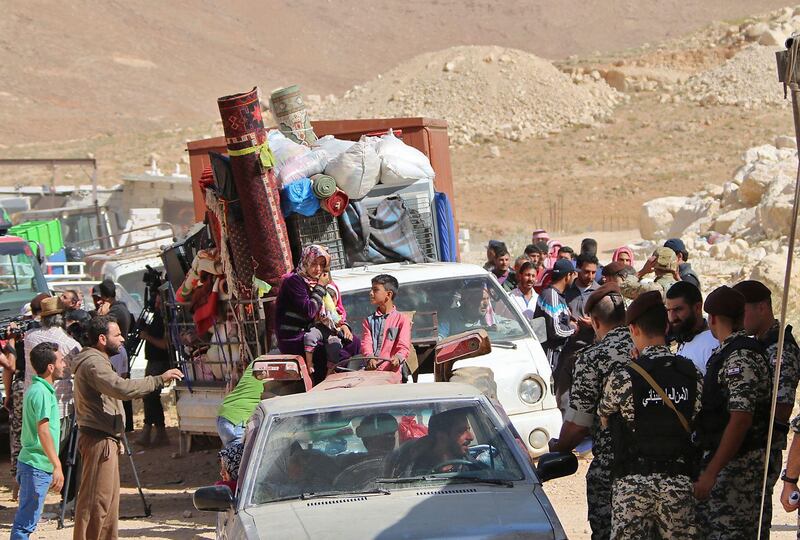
[277,150,329,187]
[324,136,380,199]
[377,130,435,186]
[313,135,355,161]
[268,129,309,174]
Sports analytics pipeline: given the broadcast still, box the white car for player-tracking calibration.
[332,262,561,455]
[194,383,575,539]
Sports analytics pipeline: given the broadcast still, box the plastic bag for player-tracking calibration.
[268,129,309,174]
[313,135,355,161]
[377,130,435,186]
[398,415,428,443]
[277,150,329,187]
[280,177,321,217]
[324,135,380,200]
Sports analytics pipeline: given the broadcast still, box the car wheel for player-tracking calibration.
[450,366,497,400]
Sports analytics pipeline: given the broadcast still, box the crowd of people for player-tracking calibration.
[2,279,182,539]
[481,230,799,538]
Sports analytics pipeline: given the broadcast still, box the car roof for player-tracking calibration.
[257,382,484,416]
[331,262,488,293]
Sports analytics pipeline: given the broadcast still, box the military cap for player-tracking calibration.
[704,285,745,317]
[732,280,772,304]
[626,290,664,325]
[653,247,677,271]
[602,261,626,277]
[585,282,623,315]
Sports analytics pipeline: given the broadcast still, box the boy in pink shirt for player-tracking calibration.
[361,274,411,372]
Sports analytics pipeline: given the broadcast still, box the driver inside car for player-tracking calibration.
[388,408,483,476]
[437,286,494,340]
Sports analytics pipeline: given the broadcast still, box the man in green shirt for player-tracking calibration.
[217,363,269,446]
[11,342,66,539]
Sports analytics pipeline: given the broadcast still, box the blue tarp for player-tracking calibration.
[434,192,457,262]
[280,178,320,217]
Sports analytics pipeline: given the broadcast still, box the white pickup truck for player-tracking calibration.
[333,262,562,455]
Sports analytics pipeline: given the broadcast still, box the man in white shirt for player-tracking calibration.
[665,281,718,374]
[508,261,538,321]
[24,296,81,421]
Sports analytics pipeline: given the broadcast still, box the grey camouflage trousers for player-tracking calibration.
[697,448,766,540]
[611,473,696,539]
[586,454,612,540]
[9,376,23,478]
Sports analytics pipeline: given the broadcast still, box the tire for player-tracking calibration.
[450,366,497,400]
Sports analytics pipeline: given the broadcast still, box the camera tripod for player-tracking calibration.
[58,414,152,529]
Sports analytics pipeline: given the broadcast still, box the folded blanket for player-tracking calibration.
[280,177,321,217]
[311,173,338,199]
[321,188,349,217]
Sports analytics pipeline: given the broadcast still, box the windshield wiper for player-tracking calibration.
[375,475,438,484]
[446,475,514,487]
[300,488,390,500]
[491,340,518,350]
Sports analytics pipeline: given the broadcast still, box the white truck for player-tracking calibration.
[332,261,562,455]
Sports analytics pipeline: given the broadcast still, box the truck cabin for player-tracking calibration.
[0,234,49,316]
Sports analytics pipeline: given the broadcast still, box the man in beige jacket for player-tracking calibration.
[71,315,183,540]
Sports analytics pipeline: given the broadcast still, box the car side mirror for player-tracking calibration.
[193,485,235,512]
[536,452,578,483]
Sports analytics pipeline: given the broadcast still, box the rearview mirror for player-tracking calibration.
[536,452,578,483]
[193,485,235,512]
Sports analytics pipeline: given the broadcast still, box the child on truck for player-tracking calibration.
[361,274,411,372]
[302,269,345,374]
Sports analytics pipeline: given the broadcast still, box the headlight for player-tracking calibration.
[519,377,544,405]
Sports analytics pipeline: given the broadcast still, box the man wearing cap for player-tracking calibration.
[598,291,702,539]
[533,258,577,373]
[550,283,633,539]
[23,297,80,426]
[733,279,800,535]
[664,238,701,289]
[631,247,680,299]
[694,286,772,539]
[666,282,718,375]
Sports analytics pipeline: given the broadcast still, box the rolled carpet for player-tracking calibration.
[321,188,349,218]
[310,173,337,199]
[217,87,293,287]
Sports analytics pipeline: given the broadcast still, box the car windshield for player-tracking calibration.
[0,242,47,315]
[250,399,525,505]
[340,274,532,343]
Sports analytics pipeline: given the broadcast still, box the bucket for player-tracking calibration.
[269,85,317,146]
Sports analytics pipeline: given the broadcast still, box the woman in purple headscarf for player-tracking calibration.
[275,244,359,383]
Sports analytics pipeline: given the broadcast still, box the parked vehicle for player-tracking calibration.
[0,231,50,316]
[334,262,561,455]
[193,383,574,540]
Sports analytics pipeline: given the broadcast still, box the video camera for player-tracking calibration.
[142,265,164,310]
[0,316,36,341]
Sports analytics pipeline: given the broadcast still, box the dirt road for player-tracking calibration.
[1,419,798,538]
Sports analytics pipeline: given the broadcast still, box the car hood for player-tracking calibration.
[244,485,559,540]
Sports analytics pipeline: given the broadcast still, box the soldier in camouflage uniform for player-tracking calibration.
[695,286,772,540]
[599,291,702,539]
[734,279,800,537]
[549,283,632,540]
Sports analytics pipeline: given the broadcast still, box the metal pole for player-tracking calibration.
[121,432,152,517]
[757,73,800,538]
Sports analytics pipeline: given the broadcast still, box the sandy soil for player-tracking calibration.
[0,1,790,146]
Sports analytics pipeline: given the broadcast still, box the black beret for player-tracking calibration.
[585,282,623,315]
[704,285,745,317]
[602,261,626,277]
[626,290,664,326]
[732,280,772,304]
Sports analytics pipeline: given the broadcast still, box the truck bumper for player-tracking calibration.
[508,407,562,457]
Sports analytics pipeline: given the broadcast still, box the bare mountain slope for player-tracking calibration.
[0,0,790,145]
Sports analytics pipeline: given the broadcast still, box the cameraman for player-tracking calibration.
[137,294,170,447]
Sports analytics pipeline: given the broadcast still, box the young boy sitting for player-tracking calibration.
[361,274,411,372]
[11,342,66,539]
